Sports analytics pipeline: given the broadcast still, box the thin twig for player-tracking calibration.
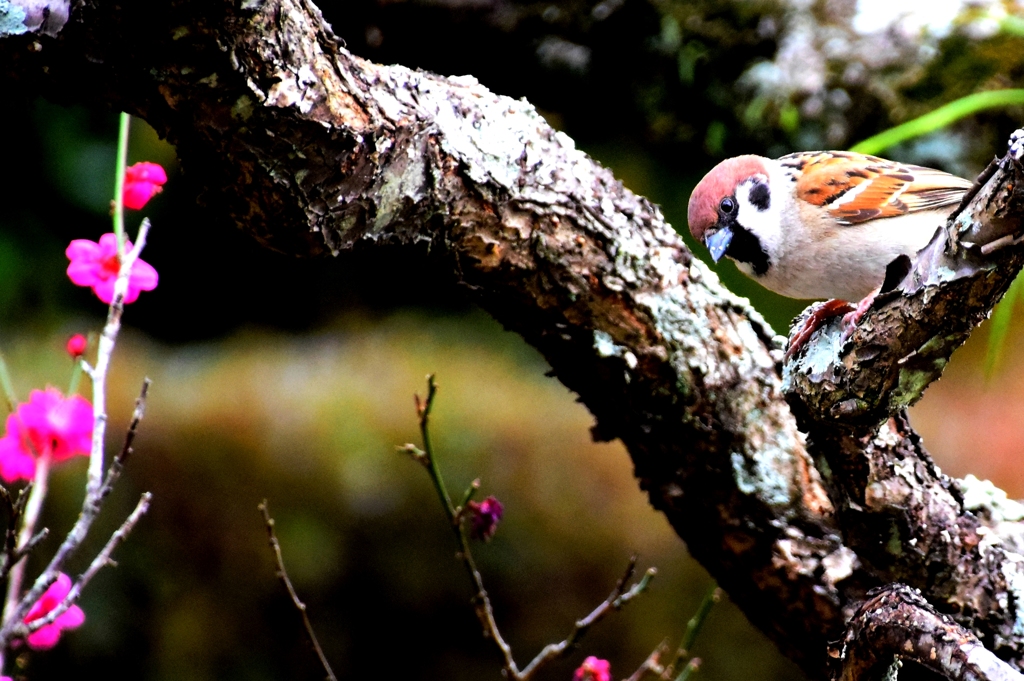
[258,500,338,681]
[2,454,52,633]
[10,529,49,567]
[19,492,152,636]
[100,378,150,498]
[624,642,668,681]
[417,375,457,524]
[0,484,24,579]
[411,376,520,675]
[518,559,657,680]
[406,375,657,681]
[87,218,150,499]
[674,658,701,681]
[666,584,719,677]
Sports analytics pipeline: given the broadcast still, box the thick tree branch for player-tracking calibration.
[835,584,1024,681]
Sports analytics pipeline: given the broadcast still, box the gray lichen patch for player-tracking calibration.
[961,475,1024,523]
[731,445,800,511]
[372,130,431,232]
[592,330,638,369]
[0,0,67,37]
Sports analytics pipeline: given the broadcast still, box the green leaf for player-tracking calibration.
[985,273,1023,379]
[849,89,1024,156]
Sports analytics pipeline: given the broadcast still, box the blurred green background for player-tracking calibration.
[5,1,1024,679]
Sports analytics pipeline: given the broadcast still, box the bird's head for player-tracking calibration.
[687,155,773,272]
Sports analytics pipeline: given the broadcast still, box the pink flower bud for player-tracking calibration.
[66,334,87,359]
[466,495,504,542]
[573,657,611,681]
[122,161,167,210]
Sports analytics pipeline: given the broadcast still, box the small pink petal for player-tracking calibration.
[123,162,167,210]
[64,239,101,261]
[26,625,61,650]
[53,604,85,630]
[0,436,35,482]
[130,260,159,290]
[92,278,117,304]
[125,162,167,185]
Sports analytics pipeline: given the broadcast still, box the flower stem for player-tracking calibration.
[68,360,84,397]
[418,376,457,523]
[112,112,131,256]
[0,352,17,414]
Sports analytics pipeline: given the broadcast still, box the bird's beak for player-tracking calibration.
[704,226,733,263]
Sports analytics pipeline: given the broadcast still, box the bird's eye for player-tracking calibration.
[719,197,736,215]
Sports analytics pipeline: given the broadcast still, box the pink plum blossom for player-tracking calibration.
[23,573,85,650]
[573,657,611,681]
[66,233,158,304]
[466,495,504,542]
[122,161,167,210]
[0,387,93,482]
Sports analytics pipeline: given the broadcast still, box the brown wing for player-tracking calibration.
[779,150,973,225]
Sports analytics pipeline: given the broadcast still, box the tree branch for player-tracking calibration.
[835,584,1024,681]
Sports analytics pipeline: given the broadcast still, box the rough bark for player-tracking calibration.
[2,2,1024,679]
[834,584,1024,681]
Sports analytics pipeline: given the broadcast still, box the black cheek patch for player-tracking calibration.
[749,182,770,211]
[725,224,771,276]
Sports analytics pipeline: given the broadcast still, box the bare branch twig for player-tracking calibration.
[19,492,152,636]
[100,378,151,499]
[86,218,151,498]
[0,484,29,580]
[258,499,338,681]
[624,643,668,681]
[518,559,657,680]
[405,375,656,681]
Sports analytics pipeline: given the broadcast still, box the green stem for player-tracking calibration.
[112,112,131,256]
[68,360,84,397]
[682,584,718,653]
[0,352,16,414]
[670,583,719,673]
[419,376,457,523]
[849,90,1024,156]
[458,479,480,512]
[413,376,519,674]
[675,658,700,681]
[986,273,1024,379]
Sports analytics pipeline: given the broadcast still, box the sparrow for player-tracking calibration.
[687,150,973,355]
